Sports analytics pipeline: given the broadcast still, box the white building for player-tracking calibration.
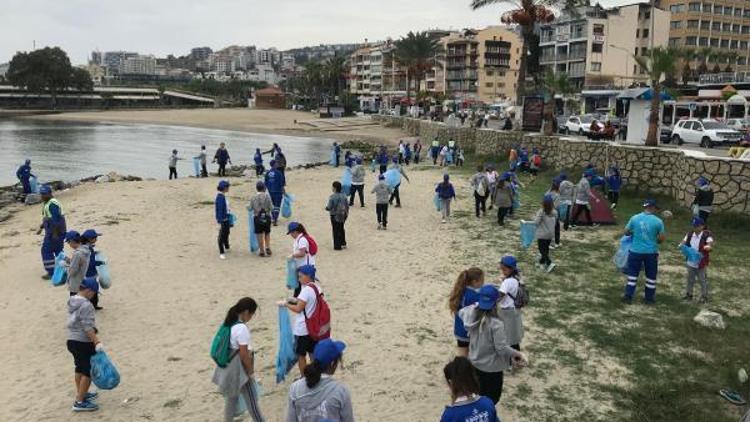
[121,55,157,75]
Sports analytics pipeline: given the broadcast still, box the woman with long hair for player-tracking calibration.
[448,268,484,357]
[440,357,499,422]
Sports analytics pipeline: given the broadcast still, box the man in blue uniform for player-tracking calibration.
[264,160,286,226]
[37,185,67,279]
[16,159,35,194]
[213,142,232,177]
[622,199,666,304]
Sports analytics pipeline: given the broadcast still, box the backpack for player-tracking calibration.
[303,284,331,341]
[210,322,241,368]
[533,155,542,167]
[508,280,529,309]
[303,234,318,256]
[334,196,349,223]
[257,209,271,226]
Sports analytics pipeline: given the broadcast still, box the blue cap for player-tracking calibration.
[39,185,52,195]
[500,255,517,269]
[642,199,658,208]
[287,221,301,234]
[297,264,318,280]
[697,177,709,186]
[356,157,363,164]
[313,339,346,367]
[64,231,81,243]
[25,159,31,164]
[543,194,554,203]
[477,285,500,310]
[559,173,568,181]
[392,156,398,163]
[692,216,705,227]
[217,180,230,190]
[81,229,101,239]
[378,174,385,180]
[80,277,99,293]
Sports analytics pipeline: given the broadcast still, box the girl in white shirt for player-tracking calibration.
[496,256,524,351]
[280,265,323,375]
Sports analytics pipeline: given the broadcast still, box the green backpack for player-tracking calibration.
[210,322,240,368]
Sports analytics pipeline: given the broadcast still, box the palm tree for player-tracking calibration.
[470,0,566,99]
[394,31,443,104]
[725,51,738,72]
[697,47,712,74]
[633,47,681,146]
[540,71,573,135]
[681,49,697,83]
[324,56,348,101]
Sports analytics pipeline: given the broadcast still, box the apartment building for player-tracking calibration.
[349,41,408,111]
[441,26,521,103]
[539,3,670,89]
[659,0,750,70]
[121,55,157,75]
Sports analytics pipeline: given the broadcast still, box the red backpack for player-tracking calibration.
[533,155,542,167]
[303,234,318,256]
[303,284,331,341]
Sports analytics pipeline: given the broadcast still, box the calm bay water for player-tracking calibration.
[0,120,335,185]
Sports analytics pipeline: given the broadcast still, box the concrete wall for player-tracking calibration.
[372,115,750,214]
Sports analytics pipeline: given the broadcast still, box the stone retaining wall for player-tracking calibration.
[372,115,750,214]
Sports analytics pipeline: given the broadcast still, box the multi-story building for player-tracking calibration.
[658,0,750,72]
[90,51,102,66]
[539,3,670,89]
[103,51,138,73]
[121,55,157,75]
[349,40,409,111]
[190,47,213,61]
[443,31,480,102]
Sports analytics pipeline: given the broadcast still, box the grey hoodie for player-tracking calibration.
[67,244,91,293]
[534,209,558,240]
[459,304,516,373]
[559,180,575,203]
[371,181,392,204]
[286,376,354,422]
[67,295,96,343]
[575,178,591,203]
[351,164,365,185]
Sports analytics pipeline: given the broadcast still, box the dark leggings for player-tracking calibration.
[330,215,346,250]
[497,206,510,225]
[169,167,177,179]
[608,191,619,205]
[563,204,572,230]
[218,221,230,254]
[389,183,401,206]
[475,368,504,404]
[571,204,592,226]
[218,163,227,177]
[349,184,364,207]
[538,239,552,266]
[554,218,561,245]
[474,192,487,217]
[376,203,388,226]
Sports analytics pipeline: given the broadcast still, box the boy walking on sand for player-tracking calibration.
[169,149,183,180]
[681,217,714,303]
[372,174,392,230]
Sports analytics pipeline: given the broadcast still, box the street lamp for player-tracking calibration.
[610,44,630,87]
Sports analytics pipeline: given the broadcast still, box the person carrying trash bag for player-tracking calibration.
[248,181,273,257]
[265,160,286,226]
[211,297,265,422]
[66,278,104,412]
[38,185,67,279]
[287,222,317,296]
[533,194,558,273]
[16,159,35,194]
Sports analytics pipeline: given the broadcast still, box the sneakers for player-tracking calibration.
[377,224,382,230]
[621,295,633,305]
[84,392,98,401]
[72,400,98,412]
[719,388,747,405]
[643,298,656,306]
[546,263,557,273]
[41,274,51,280]
[610,203,617,209]
[266,248,272,256]
[382,225,387,230]
[441,219,447,223]
[219,254,226,260]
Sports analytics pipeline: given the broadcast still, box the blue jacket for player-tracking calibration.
[85,245,102,278]
[377,152,389,165]
[264,169,286,193]
[435,182,456,199]
[254,152,263,166]
[454,286,481,341]
[16,164,32,181]
[440,396,499,422]
[607,174,622,191]
[214,148,230,165]
[215,193,228,223]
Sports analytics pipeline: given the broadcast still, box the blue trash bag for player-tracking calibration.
[613,236,632,272]
[281,193,294,219]
[520,221,537,249]
[341,168,353,196]
[286,258,299,290]
[591,176,605,187]
[90,351,121,390]
[557,204,568,220]
[434,193,442,212]
[51,252,68,286]
[512,196,521,210]
[329,149,336,166]
[228,212,237,226]
[445,150,453,164]
[30,176,39,193]
[369,160,376,173]
[193,157,200,177]
[95,251,111,289]
[384,169,400,189]
[248,211,259,253]
[275,306,298,384]
[680,244,703,267]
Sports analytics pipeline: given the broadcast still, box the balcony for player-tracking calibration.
[540,55,556,64]
[557,33,570,42]
[568,51,587,61]
[569,68,585,78]
[592,34,605,44]
[698,71,750,84]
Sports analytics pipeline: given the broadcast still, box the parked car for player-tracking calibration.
[670,119,743,148]
[563,115,602,135]
[726,118,750,132]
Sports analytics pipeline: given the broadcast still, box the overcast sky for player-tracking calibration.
[1,0,625,65]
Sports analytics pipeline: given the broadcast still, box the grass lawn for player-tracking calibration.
[447,155,750,422]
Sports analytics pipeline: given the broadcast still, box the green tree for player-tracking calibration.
[697,47,712,74]
[324,55,348,100]
[540,71,573,135]
[6,47,92,108]
[724,51,738,72]
[681,48,697,83]
[394,31,443,103]
[633,47,681,146]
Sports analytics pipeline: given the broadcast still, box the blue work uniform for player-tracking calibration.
[41,198,67,276]
[264,169,286,222]
[16,164,33,194]
[624,212,665,302]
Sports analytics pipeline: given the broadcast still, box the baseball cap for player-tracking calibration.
[313,339,346,368]
[477,285,500,310]
[378,174,385,180]
[696,177,708,186]
[297,264,318,280]
[543,194,554,203]
[287,221,301,234]
[642,199,659,208]
[692,216,705,227]
[217,180,230,190]
[39,185,52,195]
[500,255,517,269]
[80,277,99,293]
[81,229,102,240]
[64,231,81,243]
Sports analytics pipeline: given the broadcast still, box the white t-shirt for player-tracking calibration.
[293,234,316,268]
[683,232,713,268]
[230,323,252,350]
[486,171,498,184]
[498,277,519,309]
[293,283,322,336]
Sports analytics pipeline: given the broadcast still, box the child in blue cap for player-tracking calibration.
[440,357,499,422]
[435,174,456,223]
[215,180,232,260]
[66,277,103,412]
[286,338,353,422]
[681,217,714,303]
[534,195,558,272]
[371,174,392,230]
[497,255,525,350]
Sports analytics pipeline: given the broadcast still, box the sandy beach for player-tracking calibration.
[25,109,407,145]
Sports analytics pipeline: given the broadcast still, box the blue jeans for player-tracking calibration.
[624,252,659,301]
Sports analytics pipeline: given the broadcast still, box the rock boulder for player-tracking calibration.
[693,310,725,330]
